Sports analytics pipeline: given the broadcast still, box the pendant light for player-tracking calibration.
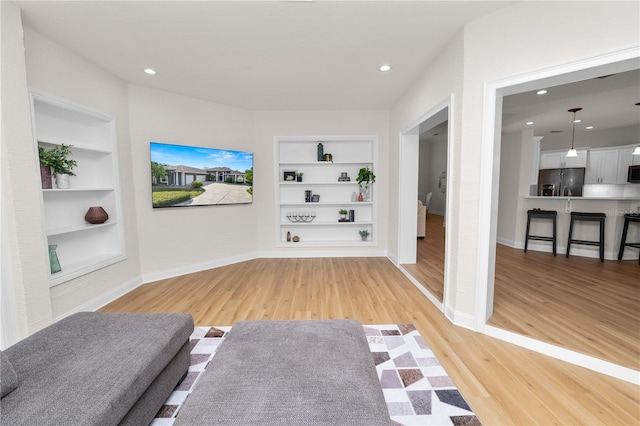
[633,103,640,156]
[566,107,582,157]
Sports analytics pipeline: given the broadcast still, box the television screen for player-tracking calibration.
[150,141,253,208]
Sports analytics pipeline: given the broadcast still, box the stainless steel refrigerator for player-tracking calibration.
[537,167,585,197]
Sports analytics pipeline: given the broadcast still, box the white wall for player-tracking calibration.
[390,1,639,323]
[7,23,142,322]
[419,136,447,216]
[253,110,390,256]
[497,132,523,244]
[389,31,464,312]
[128,85,257,280]
[1,2,52,341]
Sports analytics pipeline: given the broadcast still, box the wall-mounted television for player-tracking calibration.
[150,141,253,208]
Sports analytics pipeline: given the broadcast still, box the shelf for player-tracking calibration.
[279,161,373,166]
[275,135,377,248]
[31,89,126,287]
[281,201,373,206]
[279,181,360,186]
[281,221,373,226]
[280,240,376,247]
[38,140,112,155]
[43,187,114,193]
[49,253,127,287]
[48,221,116,237]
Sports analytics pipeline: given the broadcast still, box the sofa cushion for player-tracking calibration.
[1,350,18,398]
[1,312,193,426]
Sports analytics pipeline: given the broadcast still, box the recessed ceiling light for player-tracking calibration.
[586,126,594,130]
[379,65,392,72]
[537,90,547,95]
[573,119,581,123]
[526,121,534,125]
[144,68,157,75]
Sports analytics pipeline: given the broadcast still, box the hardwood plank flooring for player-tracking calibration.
[400,213,445,302]
[101,256,639,424]
[401,211,639,371]
[491,243,640,370]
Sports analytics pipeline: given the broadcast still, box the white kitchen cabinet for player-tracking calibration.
[30,89,126,286]
[617,145,640,183]
[274,136,377,247]
[585,148,620,184]
[539,148,587,169]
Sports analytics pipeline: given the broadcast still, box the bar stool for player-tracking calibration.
[566,212,606,262]
[618,213,640,265]
[524,209,557,255]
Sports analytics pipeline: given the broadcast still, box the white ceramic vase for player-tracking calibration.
[56,174,70,189]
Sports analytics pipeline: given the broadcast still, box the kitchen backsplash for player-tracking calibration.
[582,184,640,198]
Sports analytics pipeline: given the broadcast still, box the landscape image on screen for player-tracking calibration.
[150,142,253,208]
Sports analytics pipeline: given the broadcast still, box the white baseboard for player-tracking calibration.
[445,305,475,330]
[485,325,640,385]
[259,249,387,258]
[141,251,259,284]
[397,265,443,311]
[53,276,143,322]
[497,239,637,261]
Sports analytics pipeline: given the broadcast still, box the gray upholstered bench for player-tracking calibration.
[1,311,193,426]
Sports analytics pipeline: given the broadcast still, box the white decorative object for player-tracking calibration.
[56,173,70,189]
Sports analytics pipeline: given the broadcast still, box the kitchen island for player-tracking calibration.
[506,195,640,260]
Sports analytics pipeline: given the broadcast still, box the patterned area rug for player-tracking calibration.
[151,324,481,426]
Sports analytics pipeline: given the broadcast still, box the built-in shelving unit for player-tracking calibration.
[30,89,126,286]
[274,136,378,247]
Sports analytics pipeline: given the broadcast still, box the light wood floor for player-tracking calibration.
[400,213,445,302]
[402,212,639,371]
[101,256,639,424]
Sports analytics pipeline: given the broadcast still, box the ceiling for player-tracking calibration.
[502,68,640,139]
[14,1,514,111]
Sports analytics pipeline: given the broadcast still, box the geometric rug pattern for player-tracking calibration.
[151,324,481,426]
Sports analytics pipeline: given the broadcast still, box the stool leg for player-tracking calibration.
[618,218,629,260]
[599,219,605,262]
[566,217,574,258]
[524,214,531,253]
[552,216,557,256]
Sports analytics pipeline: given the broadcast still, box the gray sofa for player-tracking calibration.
[1,311,194,426]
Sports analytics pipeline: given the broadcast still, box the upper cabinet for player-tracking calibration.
[539,148,587,169]
[30,89,126,286]
[585,148,620,184]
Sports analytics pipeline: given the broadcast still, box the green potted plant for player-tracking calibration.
[356,167,376,201]
[38,144,77,189]
[358,229,371,241]
[296,171,304,182]
[339,209,348,220]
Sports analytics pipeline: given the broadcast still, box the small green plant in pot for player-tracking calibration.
[358,229,371,241]
[38,144,77,189]
[296,171,304,182]
[339,209,348,220]
[356,167,376,201]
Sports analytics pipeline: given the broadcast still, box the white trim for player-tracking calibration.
[141,251,258,284]
[259,249,387,258]
[397,265,443,311]
[485,325,640,385]
[52,276,142,322]
[397,95,454,316]
[445,305,476,331]
[476,45,640,334]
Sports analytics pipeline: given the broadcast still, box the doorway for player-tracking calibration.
[398,96,453,314]
[476,47,639,381]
